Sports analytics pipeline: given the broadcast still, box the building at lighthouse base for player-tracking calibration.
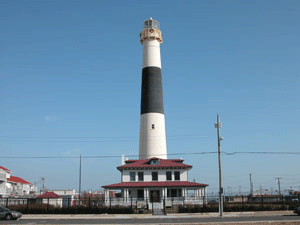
[102,157,208,211]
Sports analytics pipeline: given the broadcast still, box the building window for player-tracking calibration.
[152,124,155,129]
[178,189,182,197]
[130,172,135,182]
[166,171,172,181]
[171,189,177,197]
[167,189,182,197]
[152,171,158,181]
[174,171,180,181]
[137,189,144,200]
[149,159,159,165]
[138,172,144,181]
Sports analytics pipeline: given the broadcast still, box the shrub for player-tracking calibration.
[6,204,133,214]
[177,202,293,213]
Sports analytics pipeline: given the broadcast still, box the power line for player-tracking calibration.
[0,135,208,139]
[0,135,209,143]
[0,152,217,159]
[0,151,299,159]
[224,151,300,155]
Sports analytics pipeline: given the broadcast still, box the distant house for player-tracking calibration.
[7,176,37,197]
[0,166,11,197]
[37,191,62,207]
[248,194,281,203]
[45,190,76,207]
[0,166,37,198]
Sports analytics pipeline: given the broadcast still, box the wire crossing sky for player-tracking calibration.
[0,0,299,193]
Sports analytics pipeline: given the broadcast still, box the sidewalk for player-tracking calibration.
[21,210,294,219]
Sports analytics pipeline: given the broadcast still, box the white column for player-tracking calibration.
[144,188,147,201]
[145,188,149,202]
[104,189,109,206]
[125,188,128,203]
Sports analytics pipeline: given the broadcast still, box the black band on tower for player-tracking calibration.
[141,67,164,115]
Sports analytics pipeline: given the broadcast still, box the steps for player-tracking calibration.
[152,209,165,215]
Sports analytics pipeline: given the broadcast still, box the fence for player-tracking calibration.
[0,195,298,213]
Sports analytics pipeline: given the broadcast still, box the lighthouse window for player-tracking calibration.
[152,124,155,129]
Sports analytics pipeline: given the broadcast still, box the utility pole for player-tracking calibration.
[79,155,82,204]
[276,178,282,198]
[249,173,253,196]
[215,113,223,217]
[41,177,45,194]
[260,185,263,195]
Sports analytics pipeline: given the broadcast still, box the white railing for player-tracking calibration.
[106,196,206,208]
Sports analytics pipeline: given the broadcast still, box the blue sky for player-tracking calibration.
[1,0,299,195]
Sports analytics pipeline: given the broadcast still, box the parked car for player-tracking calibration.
[294,206,300,216]
[0,205,22,220]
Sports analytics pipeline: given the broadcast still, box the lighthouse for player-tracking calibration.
[102,18,208,208]
[139,18,167,160]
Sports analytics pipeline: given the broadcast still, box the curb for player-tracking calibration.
[21,210,294,219]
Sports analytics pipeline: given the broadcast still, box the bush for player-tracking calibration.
[6,204,133,214]
[177,202,293,213]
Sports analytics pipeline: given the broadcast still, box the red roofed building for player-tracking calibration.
[0,166,11,197]
[0,166,37,197]
[6,175,37,197]
[37,191,61,198]
[37,191,62,207]
[0,166,11,173]
[102,158,208,210]
[7,176,31,185]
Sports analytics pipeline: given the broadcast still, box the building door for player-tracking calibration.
[137,189,144,201]
[150,190,160,202]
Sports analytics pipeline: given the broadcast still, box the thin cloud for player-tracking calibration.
[44,115,57,122]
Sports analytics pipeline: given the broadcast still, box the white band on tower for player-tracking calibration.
[142,40,161,69]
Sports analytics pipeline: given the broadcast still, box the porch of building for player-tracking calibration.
[103,186,207,210]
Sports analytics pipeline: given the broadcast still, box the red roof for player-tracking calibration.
[0,166,10,172]
[117,158,192,171]
[37,191,61,199]
[102,181,208,189]
[7,176,31,185]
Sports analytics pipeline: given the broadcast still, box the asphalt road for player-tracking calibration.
[1,214,300,224]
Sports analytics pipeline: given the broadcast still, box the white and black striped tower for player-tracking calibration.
[139,18,167,160]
